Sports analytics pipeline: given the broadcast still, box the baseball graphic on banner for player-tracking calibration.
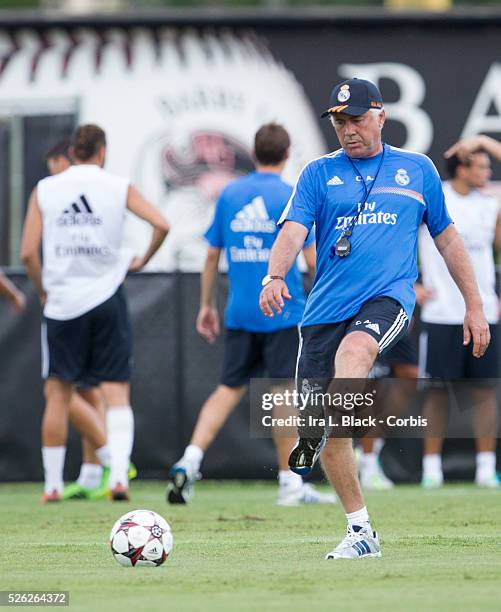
[0,27,326,271]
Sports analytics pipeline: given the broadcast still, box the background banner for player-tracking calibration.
[1,12,501,269]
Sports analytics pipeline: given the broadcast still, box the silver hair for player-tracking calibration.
[329,107,384,126]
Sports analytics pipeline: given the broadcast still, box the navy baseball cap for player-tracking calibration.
[321,78,383,118]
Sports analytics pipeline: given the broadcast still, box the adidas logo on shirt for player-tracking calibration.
[327,175,344,186]
[57,194,102,226]
[230,196,276,233]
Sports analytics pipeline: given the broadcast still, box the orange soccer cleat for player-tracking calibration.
[41,489,61,503]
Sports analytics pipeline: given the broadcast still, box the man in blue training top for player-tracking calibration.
[260,79,490,559]
[167,123,336,507]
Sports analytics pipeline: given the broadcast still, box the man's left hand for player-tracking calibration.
[463,306,490,358]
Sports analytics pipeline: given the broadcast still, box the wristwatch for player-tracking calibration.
[262,274,284,287]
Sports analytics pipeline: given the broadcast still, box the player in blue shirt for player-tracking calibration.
[260,79,490,559]
[167,123,335,507]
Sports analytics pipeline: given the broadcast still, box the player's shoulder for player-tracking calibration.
[99,168,129,186]
[37,174,55,190]
[37,168,72,191]
[218,173,251,200]
[387,145,437,173]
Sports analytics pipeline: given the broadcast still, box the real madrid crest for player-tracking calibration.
[337,84,351,103]
[395,168,410,186]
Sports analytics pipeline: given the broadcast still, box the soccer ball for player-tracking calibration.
[110,509,173,567]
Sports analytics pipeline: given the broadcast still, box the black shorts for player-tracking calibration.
[419,322,499,379]
[42,286,132,384]
[297,296,409,382]
[378,328,418,367]
[221,326,299,387]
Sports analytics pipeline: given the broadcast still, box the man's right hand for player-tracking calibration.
[259,279,291,317]
[414,282,435,307]
[12,291,26,314]
[196,305,220,344]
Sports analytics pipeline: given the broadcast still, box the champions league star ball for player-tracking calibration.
[110,509,173,567]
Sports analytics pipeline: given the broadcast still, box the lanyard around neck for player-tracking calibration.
[343,144,385,237]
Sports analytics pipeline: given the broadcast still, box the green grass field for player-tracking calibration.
[1,481,500,611]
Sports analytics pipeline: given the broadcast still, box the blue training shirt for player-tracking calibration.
[205,171,314,333]
[279,144,452,327]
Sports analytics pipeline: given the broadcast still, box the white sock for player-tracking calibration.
[42,446,66,495]
[423,454,442,478]
[95,445,111,467]
[106,406,134,489]
[476,451,496,478]
[77,463,103,489]
[183,444,204,471]
[346,506,370,530]
[373,438,384,456]
[360,452,378,476]
[278,469,302,488]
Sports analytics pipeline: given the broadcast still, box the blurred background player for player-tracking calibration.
[167,123,336,506]
[359,284,434,490]
[21,124,169,502]
[419,135,501,488]
[44,139,136,500]
[359,327,419,490]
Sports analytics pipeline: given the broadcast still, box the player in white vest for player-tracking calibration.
[43,140,137,500]
[21,124,170,502]
[419,135,501,488]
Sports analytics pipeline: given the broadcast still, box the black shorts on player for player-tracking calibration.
[42,286,132,384]
[420,322,499,380]
[379,330,418,367]
[289,297,408,474]
[221,326,299,387]
[297,296,409,384]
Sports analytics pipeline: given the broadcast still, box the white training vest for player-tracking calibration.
[419,181,500,325]
[38,165,133,320]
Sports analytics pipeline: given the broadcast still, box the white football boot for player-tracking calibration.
[421,472,444,489]
[325,524,381,560]
[475,472,500,488]
[166,459,200,504]
[277,481,337,506]
[361,465,394,491]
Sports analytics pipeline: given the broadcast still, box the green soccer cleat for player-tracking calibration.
[87,467,110,501]
[128,462,138,481]
[62,482,91,500]
[86,463,137,501]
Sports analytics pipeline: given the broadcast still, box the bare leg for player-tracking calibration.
[322,438,364,512]
[191,384,246,450]
[41,378,72,496]
[78,388,106,464]
[273,428,296,471]
[471,387,498,453]
[320,331,379,514]
[422,389,448,456]
[43,379,73,446]
[68,389,106,455]
[361,438,374,453]
[100,381,130,408]
[271,384,297,471]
